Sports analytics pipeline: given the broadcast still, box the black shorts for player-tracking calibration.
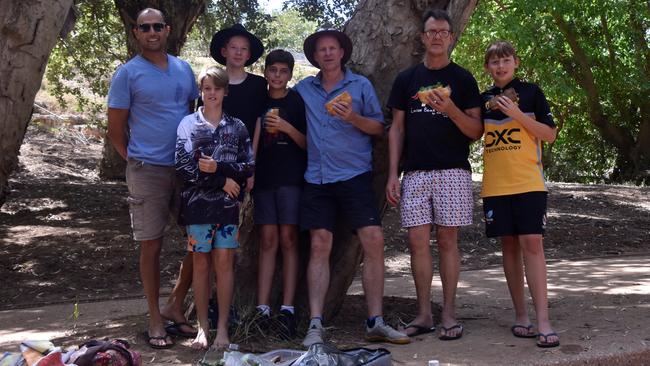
[300,172,380,232]
[483,191,547,238]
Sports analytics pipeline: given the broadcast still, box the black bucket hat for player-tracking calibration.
[210,24,264,66]
[303,28,353,69]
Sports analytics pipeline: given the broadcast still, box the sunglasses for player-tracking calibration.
[137,22,166,33]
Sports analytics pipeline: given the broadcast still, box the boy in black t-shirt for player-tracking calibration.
[210,24,268,139]
[251,49,307,338]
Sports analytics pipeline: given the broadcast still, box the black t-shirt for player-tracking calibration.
[255,89,307,189]
[387,62,482,171]
[481,78,555,126]
[223,73,268,137]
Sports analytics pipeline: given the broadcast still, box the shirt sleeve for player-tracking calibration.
[534,85,556,127]
[361,78,385,124]
[107,66,130,109]
[386,70,407,111]
[217,122,256,181]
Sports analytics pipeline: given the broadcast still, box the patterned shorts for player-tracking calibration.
[400,169,473,227]
[186,224,239,252]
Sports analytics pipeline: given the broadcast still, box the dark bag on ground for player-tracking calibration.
[71,339,141,366]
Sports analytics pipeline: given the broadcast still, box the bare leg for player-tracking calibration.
[213,248,235,348]
[405,224,434,334]
[191,252,210,350]
[161,253,196,334]
[520,234,558,344]
[357,226,385,317]
[436,225,462,338]
[501,235,532,331]
[279,224,299,306]
[307,229,333,318]
[257,225,279,307]
[140,238,172,347]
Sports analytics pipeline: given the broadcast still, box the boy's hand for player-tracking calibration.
[198,153,217,173]
[223,178,240,198]
[426,89,454,114]
[265,114,291,134]
[495,96,523,119]
[385,174,401,206]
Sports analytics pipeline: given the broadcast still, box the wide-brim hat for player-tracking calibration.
[303,29,353,69]
[210,24,264,66]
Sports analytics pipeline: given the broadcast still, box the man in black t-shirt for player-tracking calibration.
[386,9,483,340]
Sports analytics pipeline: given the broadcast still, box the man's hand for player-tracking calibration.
[385,175,401,206]
[198,153,217,173]
[426,88,454,114]
[223,178,240,198]
[330,101,355,122]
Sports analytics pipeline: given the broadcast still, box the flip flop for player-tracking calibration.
[165,321,198,338]
[143,332,174,349]
[511,324,537,338]
[439,323,463,341]
[403,323,436,337]
[537,332,560,348]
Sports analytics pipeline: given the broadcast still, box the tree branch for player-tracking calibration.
[551,11,634,152]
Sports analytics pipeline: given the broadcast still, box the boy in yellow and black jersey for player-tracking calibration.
[481,40,559,348]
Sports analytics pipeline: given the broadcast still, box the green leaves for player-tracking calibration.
[454,0,649,183]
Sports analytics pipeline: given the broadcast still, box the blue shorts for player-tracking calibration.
[253,185,301,225]
[186,224,239,252]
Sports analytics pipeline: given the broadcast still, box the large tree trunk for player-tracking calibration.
[0,0,75,207]
[98,0,206,180]
[310,0,479,320]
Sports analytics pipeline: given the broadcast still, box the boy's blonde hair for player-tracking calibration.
[484,40,518,65]
[199,66,229,91]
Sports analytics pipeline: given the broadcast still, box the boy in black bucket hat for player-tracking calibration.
[210,24,267,139]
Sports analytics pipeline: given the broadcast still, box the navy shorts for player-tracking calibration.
[253,185,302,225]
[300,172,381,232]
[483,191,547,238]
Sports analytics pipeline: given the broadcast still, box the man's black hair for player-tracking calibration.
[421,9,453,31]
[265,49,295,71]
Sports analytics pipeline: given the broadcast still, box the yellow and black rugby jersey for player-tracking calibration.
[481,78,555,197]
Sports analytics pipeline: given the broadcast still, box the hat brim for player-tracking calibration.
[210,25,264,66]
[303,29,353,69]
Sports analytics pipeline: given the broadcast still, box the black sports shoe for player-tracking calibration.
[278,309,297,339]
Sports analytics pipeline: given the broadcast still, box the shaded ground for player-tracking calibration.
[1,126,649,361]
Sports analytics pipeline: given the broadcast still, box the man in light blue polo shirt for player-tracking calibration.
[107,8,199,349]
[295,29,409,347]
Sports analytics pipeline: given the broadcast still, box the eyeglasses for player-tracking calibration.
[137,23,166,33]
[424,30,451,39]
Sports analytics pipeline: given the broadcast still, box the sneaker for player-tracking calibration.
[302,323,325,348]
[366,317,410,344]
[278,309,297,339]
[253,309,271,334]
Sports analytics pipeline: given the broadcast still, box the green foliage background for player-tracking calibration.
[43,0,649,184]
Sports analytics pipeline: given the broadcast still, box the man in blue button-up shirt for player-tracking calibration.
[295,29,409,347]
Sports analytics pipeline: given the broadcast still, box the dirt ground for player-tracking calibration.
[1,125,649,363]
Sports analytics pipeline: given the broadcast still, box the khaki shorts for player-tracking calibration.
[126,159,181,241]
